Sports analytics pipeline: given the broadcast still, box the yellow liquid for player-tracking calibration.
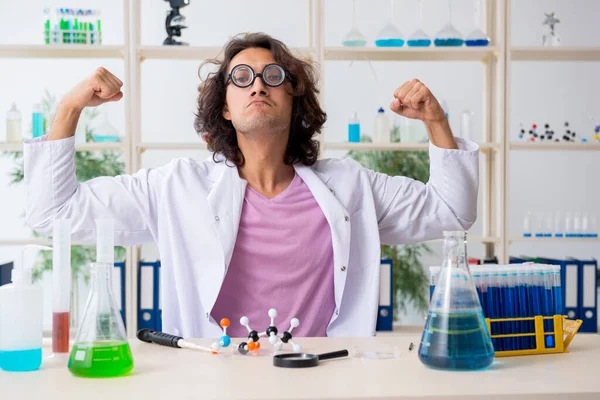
[68,341,133,378]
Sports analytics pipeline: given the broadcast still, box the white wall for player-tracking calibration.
[1,0,599,327]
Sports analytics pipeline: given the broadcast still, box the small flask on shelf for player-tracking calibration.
[523,210,532,237]
[553,211,563,238]
[372,107,391,144]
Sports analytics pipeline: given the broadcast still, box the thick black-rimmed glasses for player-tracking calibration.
[226,64,287,88]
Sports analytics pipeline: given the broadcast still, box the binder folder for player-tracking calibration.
[113,261,126,326]
[376,258,393,331]
[0,262,13,287]
[138,260,161,331]
[576,258,597,333]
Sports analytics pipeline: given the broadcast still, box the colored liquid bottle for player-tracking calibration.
[418,231,495,370]
[348,112,360,143]
[32,103,44,138]
[68,219,133,378]
[0,245,53,372]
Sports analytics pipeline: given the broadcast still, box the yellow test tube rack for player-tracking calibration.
[484,315,582,357]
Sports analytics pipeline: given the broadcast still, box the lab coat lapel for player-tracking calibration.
[206,161,247,310]
[294,164,351,321]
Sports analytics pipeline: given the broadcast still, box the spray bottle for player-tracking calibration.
[0,245,52,372]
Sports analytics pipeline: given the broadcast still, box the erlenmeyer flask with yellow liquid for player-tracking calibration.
[68,219,133,378]
[418,231,494,370]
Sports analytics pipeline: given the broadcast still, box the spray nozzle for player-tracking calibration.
[14,244,53,284]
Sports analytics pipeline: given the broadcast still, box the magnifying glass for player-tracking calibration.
[273,349,349,368]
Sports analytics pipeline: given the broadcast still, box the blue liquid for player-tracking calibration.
[32,113,44,138]
[348,123,360,142]
[375,38,405,47]
[465,39,490,46]
[555,233,564,238]
[543,287,555,348]
[342,40,367,47]
[517,284,531,350]
[434,38,464,47]
[407,39,431,47]
[419,310,494,370]
[523,233,532,237]
[0,348,42,372]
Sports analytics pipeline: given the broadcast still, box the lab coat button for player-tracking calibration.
[340,265,346,271]
[329,188,335,194]
[205,312,209,318]
[214,216,220,222]
[344,216,349,221]
[335,309,339,315]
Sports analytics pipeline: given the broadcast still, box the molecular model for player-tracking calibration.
[211,308,301,355]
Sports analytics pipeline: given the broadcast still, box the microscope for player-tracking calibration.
[163,0,189,45]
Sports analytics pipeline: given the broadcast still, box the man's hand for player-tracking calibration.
[48,67,123,141]
[390,79,457,149]
[389,79,445,124]
[60,67,124,113]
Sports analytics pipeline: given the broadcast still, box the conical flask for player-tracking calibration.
[68,219,133,378]
[418,231,494,370]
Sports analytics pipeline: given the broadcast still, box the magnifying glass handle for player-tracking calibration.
[317,349,349,361]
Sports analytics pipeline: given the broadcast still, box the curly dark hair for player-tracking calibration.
[194,32,326,167]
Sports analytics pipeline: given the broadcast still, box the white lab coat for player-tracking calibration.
[23,135,479,338]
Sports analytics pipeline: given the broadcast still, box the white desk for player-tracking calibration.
[2,332,600,400]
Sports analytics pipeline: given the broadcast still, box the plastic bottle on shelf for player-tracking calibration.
[373,107,391,144]
[348,112,361,143]
[6,103,22,143]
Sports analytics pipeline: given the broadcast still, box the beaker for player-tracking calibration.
[375,0,404,47]
[407,0,431,47]
[342,0,367,47]
[418,231,494,370]
[68,220,133,378]
[465,0,490,46]
[434,0,464,47]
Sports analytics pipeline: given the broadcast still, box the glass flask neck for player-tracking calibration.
[90,262,113,294]
[442,231,468,271]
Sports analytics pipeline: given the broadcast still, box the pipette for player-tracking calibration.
[137,329,220,354]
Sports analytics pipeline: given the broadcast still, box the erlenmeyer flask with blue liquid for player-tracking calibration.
[418,231,495,370]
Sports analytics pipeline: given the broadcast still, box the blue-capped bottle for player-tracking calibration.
[418,231,495,370]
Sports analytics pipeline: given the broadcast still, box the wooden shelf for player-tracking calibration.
[324,46,498,62]
[138,46,314,61]
[325,142,500,152]
[139,142,208,151]
[510,46,600,61]
[0,142,126,152]
[509,236,600,243]
[0,45,124,59]
[510,141,600,150]
[0,238,52,246]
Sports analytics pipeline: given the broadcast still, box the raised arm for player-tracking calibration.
[373,79,479,244]
[24,68,159,245]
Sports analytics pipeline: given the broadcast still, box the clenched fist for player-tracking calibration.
[389,79,445,125]
[60,67,124,112]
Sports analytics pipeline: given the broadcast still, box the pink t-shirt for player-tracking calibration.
[210,172,335,337]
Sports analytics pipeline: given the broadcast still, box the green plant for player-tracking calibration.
[4,90,126,283]
[347,123,431,320]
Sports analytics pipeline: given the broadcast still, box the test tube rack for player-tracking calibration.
[485,315,582,357]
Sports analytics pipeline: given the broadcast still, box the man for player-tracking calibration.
[24,33,478,338]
